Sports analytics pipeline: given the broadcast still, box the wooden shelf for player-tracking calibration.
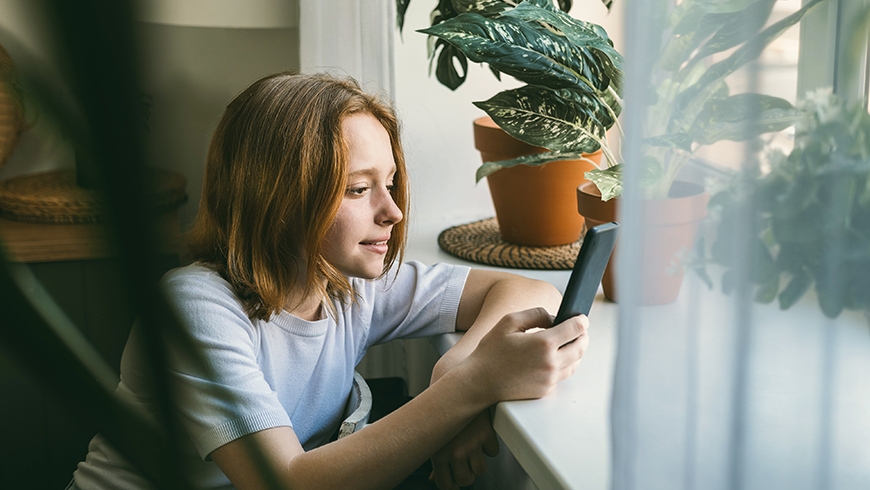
[0,211,184,263]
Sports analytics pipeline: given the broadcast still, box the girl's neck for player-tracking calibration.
[284,283,327,322]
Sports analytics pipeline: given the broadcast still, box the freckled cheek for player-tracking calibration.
[324,213,358,249]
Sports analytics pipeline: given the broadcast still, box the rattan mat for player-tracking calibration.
[437,217,583,270]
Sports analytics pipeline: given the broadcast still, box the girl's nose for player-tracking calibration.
[377,188,403,225]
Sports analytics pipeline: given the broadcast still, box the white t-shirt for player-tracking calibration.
[72,260,470,489]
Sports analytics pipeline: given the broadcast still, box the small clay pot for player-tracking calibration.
[576,180,709,305]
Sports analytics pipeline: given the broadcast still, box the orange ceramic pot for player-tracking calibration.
[576,180,709,305]
[474,116,601,246]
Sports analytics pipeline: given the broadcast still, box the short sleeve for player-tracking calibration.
[361,261,470,347]
[121,266,292,460]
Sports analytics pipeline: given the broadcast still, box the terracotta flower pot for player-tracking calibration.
[474,116,601,246]
[576,180,709,305]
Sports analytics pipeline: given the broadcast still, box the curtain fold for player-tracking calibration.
[612,1,870,489]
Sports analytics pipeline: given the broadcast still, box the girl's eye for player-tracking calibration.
[347,186,369,196]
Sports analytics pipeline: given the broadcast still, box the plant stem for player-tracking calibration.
[597,135,619,169]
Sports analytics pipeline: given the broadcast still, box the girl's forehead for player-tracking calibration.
[343,113,396,174]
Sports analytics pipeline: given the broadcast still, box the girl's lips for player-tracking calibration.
[360,239,389,254]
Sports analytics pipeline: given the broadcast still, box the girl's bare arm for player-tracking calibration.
[210,308,588,490]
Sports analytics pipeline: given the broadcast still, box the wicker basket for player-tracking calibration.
[0,43,24,170]
[0,168,187,224]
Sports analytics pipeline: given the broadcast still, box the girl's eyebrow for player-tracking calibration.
[347,166,397,178]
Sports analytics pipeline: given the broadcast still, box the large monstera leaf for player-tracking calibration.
[419,5,619,96]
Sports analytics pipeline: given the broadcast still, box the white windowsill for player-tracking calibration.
[407,216,616,490]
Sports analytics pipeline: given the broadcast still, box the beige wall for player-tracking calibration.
[137,24,299,228]
[0,0,300,230]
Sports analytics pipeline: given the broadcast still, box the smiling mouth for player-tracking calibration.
[360,239,389,255]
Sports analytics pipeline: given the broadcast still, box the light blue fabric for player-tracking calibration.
[71,261,469,490]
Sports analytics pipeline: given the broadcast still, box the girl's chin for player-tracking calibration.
[339,263,385,280]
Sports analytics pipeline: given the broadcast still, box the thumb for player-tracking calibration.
[495,307,554,334]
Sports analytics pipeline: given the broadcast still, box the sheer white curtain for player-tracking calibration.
[299,0,396,99]
[298,0,440,393]
[611,1,870,489]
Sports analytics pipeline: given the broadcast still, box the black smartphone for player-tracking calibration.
[553,221,619,325]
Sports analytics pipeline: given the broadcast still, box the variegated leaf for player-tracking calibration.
[522,0,560,12]
[671,2,708,35]
[475,149,589,181]
[684,0,776,69]
[640,155,665,187]
[473,85,609,152]
[664,1,765,72]
[672,0,831,133]
[504,2,623,93]
[396,0,412,32]
[433,39,468,90]
[690,93,803,145]
[659,31,700,72]
[585,164,622,201]
[644,133,693,152]
[685,0,758,15]
[419,12,610,93]
[451,0,512,16]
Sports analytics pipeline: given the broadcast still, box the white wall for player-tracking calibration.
[393,0,624,227]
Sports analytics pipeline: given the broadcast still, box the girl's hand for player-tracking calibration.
[429,410,499,490]
[464,307,589,404]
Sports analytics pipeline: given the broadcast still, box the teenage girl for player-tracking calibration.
[69,72,589,490]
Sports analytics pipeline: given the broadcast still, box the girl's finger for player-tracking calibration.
[451,460,475,487]
[554,329,589,366]
[541,314,589,348]
[470,451,488,476]
[432,460,456,490]
[483,434,500,457]
[498,307,554,334]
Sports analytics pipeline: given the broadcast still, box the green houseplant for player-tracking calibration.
[572,0,835,303]
[401,0,624,246]
[586,0,832,202]
[415,0,623,183]
[706,88,870,319]
[417,0,832,302]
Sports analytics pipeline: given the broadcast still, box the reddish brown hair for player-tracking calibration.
[186,73,409,320]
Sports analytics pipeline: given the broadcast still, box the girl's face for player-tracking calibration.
[322,113,404,279]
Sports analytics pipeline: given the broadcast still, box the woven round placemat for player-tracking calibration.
[437,217,583,270]
[0,43,24,170]
[0,168,187,224]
